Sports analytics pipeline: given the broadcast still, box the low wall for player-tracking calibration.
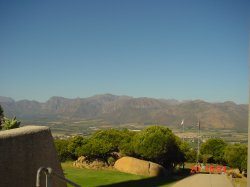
[0,126,66,187]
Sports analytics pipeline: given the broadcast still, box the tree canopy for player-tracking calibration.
[55,126,185,169]
[200,138,226,164]
[224,144,247,172]
[76,129,135,162]
[54,125,248,173]
[133,126,183,168]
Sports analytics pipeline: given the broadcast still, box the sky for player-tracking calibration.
[0,0,249,104]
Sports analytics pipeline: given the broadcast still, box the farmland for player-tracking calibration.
[42,119,248,145]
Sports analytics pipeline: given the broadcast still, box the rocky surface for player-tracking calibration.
[114,156,167,177]
[73,156,109,169]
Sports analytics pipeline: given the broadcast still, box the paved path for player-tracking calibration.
[172,174,233,187]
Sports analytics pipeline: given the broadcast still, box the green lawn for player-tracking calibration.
[61,162,181,187]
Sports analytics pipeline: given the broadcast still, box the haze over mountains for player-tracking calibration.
[0,94,248,130]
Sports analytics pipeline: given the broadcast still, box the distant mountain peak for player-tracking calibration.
[0,96,15,103]
[0,94,247,130]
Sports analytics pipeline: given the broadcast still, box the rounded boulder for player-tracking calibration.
[114,156,166,177]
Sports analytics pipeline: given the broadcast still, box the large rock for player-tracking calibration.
[114,156,166,177]
[73,156,109,169]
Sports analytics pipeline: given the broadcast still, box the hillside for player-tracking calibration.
[0,94,248,129]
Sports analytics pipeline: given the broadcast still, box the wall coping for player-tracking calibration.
[0,126,50,139]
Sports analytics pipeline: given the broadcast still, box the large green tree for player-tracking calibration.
[200,138,226,164]
[77,137,113,161]
[54,139,73,162]
[90,129,128,152]
[224,144,247,172]
[67,135,88,159]
[77,129,135,161]
[133,126,183,168]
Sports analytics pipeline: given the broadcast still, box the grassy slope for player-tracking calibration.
[61,162,176,187]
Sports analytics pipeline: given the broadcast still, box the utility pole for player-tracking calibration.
[196,120,200,164]
[181,119,184,141]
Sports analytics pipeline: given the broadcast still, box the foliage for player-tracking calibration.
[107,156,116,166]
[54,135,87,162]
[117,129,136,156]
[224,144,247,172]
[0,106,21,130]
[2,116,21,130]
[227,171,243,178]
[0,105,3,128]
[77,128,135,162]
[91,129,127,152]
[201,154,213,164]
[200,138,226,164]
[133,126,183,168]
[71,126,186,168]
[56,126,250,173]
[67,136,87,159]
[54,139,73,162]
[178,141,196,163]
[77,137,113,161]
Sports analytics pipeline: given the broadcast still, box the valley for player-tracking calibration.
[1,94,248,144]
[23,118,248,146]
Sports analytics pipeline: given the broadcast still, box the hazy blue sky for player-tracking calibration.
[0,0,249,104]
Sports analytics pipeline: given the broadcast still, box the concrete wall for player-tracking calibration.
[0,126,67,187]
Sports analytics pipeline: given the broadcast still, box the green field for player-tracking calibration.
[61,162,181,187]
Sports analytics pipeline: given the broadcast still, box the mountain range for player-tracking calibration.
[0,94,248,129]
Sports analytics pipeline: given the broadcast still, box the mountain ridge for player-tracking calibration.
[0,94,247,129]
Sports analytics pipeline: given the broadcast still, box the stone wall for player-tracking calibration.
[0,126,66,187]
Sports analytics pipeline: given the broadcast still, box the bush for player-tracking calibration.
[2,116,21,130]
[227,171,242,178]
[107,157,115,166]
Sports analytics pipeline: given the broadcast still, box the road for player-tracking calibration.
[172,173,233,187]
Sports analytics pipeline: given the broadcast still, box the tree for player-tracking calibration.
[179,141,196,163]
[54,139,73,162]
[77,137,113,161]
[2,116,21,130]
[117,129,136,156]
[200,138,226,164]
[133,126,182,169]
[67,136,88,159]
[77,129,134,162]
[224,144,247,172]
[0,105,4,129]
[90,129,124,152]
